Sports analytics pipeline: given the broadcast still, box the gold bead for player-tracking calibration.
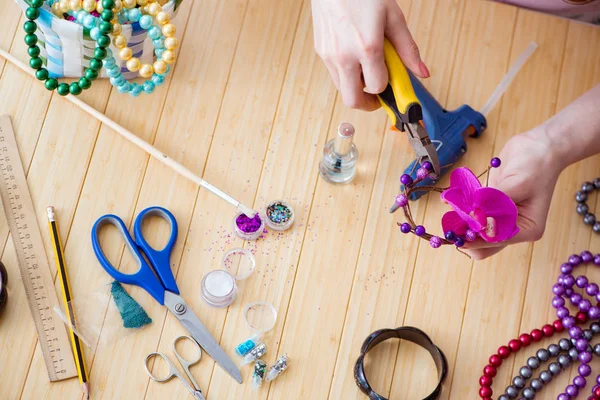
[156,11,170,25]
[114,0,123,11]
[51,2,62,16]
[137,0,148,5]
[68,0,82,11]
[82,0,96,12]
[113,35,127,49]
[119,47,133,61]
[161,50,176,65]
[59,0,69,12]
[123,0,136,8]
[126,57,141,72]
[139,64,154,78]
[153,60,167,74]
[96,1,103,11]
[112,23,122,35]
[146,2,160,15]
[162,23,176,37]
[164,37,178,50]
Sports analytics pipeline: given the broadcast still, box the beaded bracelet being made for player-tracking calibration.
[395,157,519,250]
[575,178,600,233]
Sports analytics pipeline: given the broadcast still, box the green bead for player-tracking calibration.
[27,45,40,58]
[23,21,37,34]
[97,35,110,48]
[45,78,58,91]
[100,10,114,22]
[101,0,115,10]
[85,69,98,81]
[25,7,40,20]
[57,83,70,96]
[29,57,43,70]
[24,33,38,46]
[31,0,44,7]
[99,21,112,34]
[94,48,107,60]
[35,68,49,81]
[89,58,103,71]
[78,77,91,90]
[69,82,82,96]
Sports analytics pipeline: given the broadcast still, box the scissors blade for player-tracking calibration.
[405,122,441,178]
[164,292,243,384]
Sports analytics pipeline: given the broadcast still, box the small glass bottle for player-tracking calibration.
[319,122,359,184]
[235,333,262,356]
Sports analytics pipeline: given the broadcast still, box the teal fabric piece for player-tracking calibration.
[110,281,152,329]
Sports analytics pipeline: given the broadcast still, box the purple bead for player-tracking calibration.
[570,326,583,339]
[566,384,579,397]
[414,225,426,236]
[400,223,411,234]
[553,296,566,308]
[589,306,600,320]
[553,284,566,296]
[557,307,570,319]
[580,351,593,364]
[416,168,429,180]
[558,393,569,400]
[561,263,574,274]
[587,283,600,296]
[596,293,600,303]
[395,194,408,207]
[571,293,583,305]
[574,375,587,388]
[570,254,582,266]
[576,338,588,350]
[465,229,477,242]
[400,174,413,186]
[576,275,589,288]
[422,161,433,171]
[564,275,576,287]
[490,157,501,168]
[579,364,592,377]
[597,375,600,385]
[581,251,593,263]
[563,316,576,328]
[454,237,465,247]
[558,275,565,285]
[594,254,600,265]
[444,230,456,241]
[566,288,574,296]
[429,236,442,249]
[580,299,592,312]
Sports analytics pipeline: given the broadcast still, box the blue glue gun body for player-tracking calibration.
[403,72,487,200]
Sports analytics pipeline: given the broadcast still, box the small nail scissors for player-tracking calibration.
[91,206,242,383]
[145,335,206,400]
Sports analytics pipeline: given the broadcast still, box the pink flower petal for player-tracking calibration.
[440,188,484,232]
[441,211,469,235]
[473,187,519,242]
[449,167,482,202]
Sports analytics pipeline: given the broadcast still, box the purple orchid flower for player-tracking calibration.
[440,167,519,243]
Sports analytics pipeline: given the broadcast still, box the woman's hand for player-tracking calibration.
[464,127,564,260]
[311,0,429,111]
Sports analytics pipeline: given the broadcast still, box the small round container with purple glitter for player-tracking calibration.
[233,212,265,241]
[264,200,294,232]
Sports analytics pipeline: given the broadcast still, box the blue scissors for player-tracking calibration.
[91,206,242,383]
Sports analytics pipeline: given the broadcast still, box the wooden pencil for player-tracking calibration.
[47,206,90,399]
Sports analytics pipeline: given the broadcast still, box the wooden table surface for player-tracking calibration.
[1,0,599,399]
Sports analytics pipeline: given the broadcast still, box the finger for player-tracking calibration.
[322,59,341,91]
[465,246,505,261]
[338,63,380,110]
[384,7,429,78]
[361,54,388,95]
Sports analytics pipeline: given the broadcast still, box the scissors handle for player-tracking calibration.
[91,215,166,304]
[145,353,198,399]
[173,335,202,392]
[134,207,179,295]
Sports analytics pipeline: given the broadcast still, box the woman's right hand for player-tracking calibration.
[311,0,429,111]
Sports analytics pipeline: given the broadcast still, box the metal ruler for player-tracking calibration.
[0,115,77,381]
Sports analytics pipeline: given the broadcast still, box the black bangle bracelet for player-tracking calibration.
[354,326,448,400]
[0,261,7,314]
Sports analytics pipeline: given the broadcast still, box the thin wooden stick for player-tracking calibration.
[0,47,257,217]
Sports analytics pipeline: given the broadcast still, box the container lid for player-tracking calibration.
[222,247,256,281]
[243,301,277,334]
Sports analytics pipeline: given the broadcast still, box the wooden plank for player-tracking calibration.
[449,9,573,398]
[391,1,519,398]
[149,0,305,398]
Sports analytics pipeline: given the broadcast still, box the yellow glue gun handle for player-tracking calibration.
[377,39,422,127]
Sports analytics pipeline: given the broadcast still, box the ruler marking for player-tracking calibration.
[0,115,77,381]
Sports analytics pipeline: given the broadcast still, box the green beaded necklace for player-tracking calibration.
[24,0,116,96]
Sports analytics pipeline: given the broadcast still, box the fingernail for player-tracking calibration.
[419,61,430,78]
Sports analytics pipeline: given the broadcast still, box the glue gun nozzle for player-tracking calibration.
[389,203,400,213]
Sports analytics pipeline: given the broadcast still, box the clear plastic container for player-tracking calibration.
[232,212,265,241]
[264,200,294,232]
